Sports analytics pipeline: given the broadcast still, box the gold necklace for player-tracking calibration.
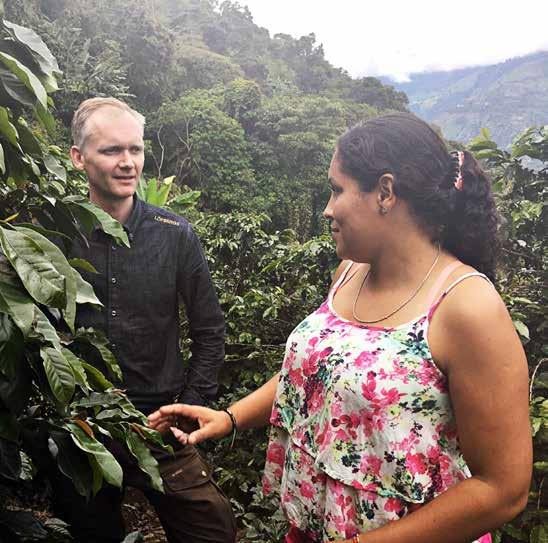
[352,244,441,324]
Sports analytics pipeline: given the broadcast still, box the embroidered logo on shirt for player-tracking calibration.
[154,215,180,226]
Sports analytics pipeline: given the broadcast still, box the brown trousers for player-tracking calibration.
[51,435,236,543]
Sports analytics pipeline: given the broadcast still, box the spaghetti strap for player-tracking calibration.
[428,272,492,321]
[329,262,362,302]
[425,260,463,307]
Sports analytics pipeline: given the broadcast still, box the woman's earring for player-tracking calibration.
[379,206,388,215]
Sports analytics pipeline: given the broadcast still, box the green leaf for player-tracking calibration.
[69,258,98,274]
[0,280,34,336]
[17,226,77,331]
[34,99,56,133]
[31,305,61,349]
[0,106,19,148]
[74,272,102,307]
[41,347,75,405]
[3,20,61,84]
[80,361,113,391]
[0,225,66,308]
[15,118,41,158]
[88,450,104,496]
[65,422,123,488]
[513,319,530,341]
[121,532,144,543]
[130,423,172,454]
[75,329,122,382]
[125,429,163,493]
[49,430,93,498]
[61,348,90,391]
[530,524,548,543]
[43,153,66,182]
[63,196,130,247]
[0,51,47,108]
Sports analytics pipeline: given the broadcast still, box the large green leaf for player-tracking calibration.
[3,20,61,86]
[0,64,35,107]
[126,429,163,493]
[80,361,113,391]
[0,225,66,308]
[74,272,102,307]
[0,106,19,148]
[40,347,75,405]
[75,329,122,382]
[61,348,90,391]
[43,153,66,182]
[0,51,47,108]
[63,196,130,247]
[65,422,123,488]
[69,258,98,274]
[31,305,61,349]
[17,226,77,331]
[50,430,93,498]
[0,280,34,336]
[34,99,56,134]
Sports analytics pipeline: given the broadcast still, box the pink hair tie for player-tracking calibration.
[454,151,464,191]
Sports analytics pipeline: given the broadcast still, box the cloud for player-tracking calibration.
[243,0,548,79]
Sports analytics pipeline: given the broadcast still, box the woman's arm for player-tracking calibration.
[148,373,279,445]
[339,278,532,543]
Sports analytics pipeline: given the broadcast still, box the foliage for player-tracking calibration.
[468,126,547,542]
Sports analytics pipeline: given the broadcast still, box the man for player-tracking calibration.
[53,97,235,542]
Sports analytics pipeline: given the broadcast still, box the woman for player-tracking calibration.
[148,113,532,543]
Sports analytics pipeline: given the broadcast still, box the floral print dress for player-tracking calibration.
[263,263,491,542]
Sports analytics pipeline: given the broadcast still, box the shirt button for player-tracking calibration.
[201,470,207,477]
[111,310,117,317]
[111,277,117,284]
[111,245,116,251]
[111,343,117,349]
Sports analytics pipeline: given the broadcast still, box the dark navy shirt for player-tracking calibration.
[69,196,225,414]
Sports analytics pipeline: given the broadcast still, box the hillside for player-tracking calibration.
[387,51,548,147]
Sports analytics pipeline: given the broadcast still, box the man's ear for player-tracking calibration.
[377,173,396,212]
[70,145,85,171]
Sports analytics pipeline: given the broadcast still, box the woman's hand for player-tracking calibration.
[147,404,232,445]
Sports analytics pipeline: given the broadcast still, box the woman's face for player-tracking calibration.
[323,152,382,262]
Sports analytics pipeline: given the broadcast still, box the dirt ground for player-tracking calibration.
[123,487,167,542]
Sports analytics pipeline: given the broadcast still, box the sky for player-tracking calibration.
[241,0,548,82]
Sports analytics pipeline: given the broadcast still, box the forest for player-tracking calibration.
[0,1,545,542]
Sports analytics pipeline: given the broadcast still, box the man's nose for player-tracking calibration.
[118,150,133,168]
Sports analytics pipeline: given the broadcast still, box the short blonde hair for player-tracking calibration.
[71,97,145,148]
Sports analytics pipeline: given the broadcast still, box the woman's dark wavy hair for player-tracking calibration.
[336,112,499,281]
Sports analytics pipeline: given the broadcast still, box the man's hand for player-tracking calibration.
[147,404,233,445]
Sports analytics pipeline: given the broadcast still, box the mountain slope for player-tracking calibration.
[388,51,548,147]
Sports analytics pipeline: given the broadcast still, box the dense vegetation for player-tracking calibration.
[0,2,545,542]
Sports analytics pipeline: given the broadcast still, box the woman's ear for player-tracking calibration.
[376,173,396,214]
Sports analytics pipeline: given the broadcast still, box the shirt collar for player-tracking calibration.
[91,195,143,241]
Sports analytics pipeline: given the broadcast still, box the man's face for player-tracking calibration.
[71,107,144,205]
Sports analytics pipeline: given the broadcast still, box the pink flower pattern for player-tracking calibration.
[262,271,490,543]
